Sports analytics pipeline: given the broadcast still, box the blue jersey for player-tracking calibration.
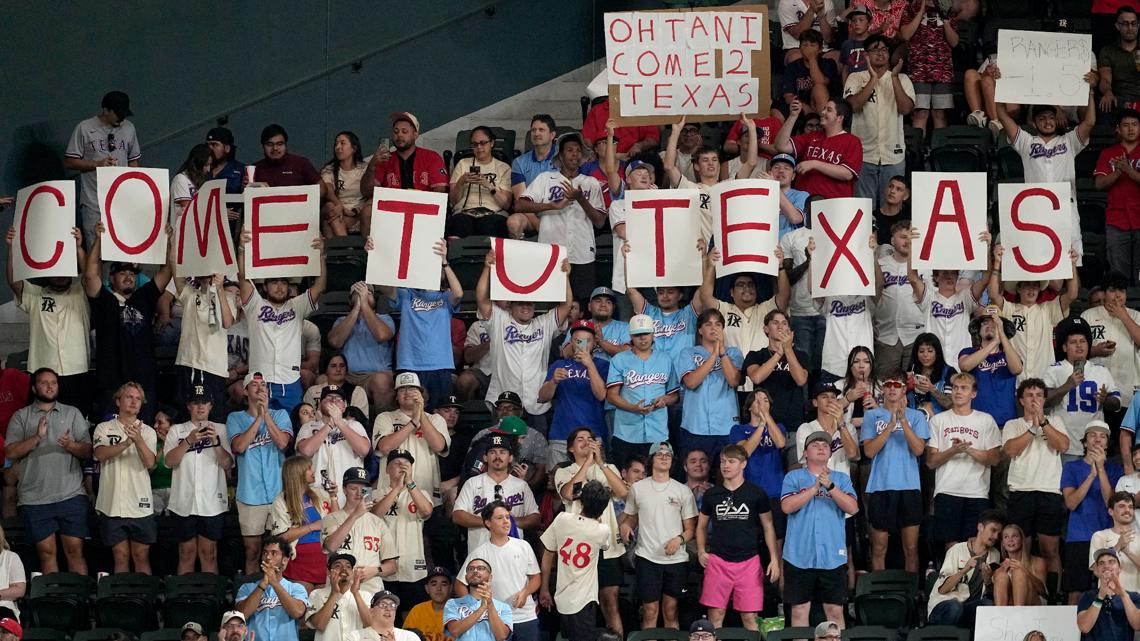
[235,577,309,641]
[676,346,744,436]
[561,320,630,363]
[728,422,787,497]
[332,314,395,373]
[860,407,929,493]
[961,347,1017,427]
[780,188,809,239]
[444,595,514,641]
[641,302,699,356]
[606,349,679,444]
[545,358,609,441]
[1121,394,1140,436]
[227,409,292,505]
[1062,459,1124,542]
[781,467,856,570]
[392,288,457,371]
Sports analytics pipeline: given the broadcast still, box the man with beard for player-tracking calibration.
[361,112,448,196]
[235,536,309,641]
[85,221,173,423]
[1098,8,1140,115]
[1090,492,1140,591]
[6,368,92,574]
[6,227,91,412]
[306,553,374,641]
[218,611,248,641]
[297,386,370,506]
[204,127,245,195]
[514,132,605,301]
[453,435,539,555]
[348,591,420,641]
[248,124,327,197]
[322,467,399,594]
[1095,109,1140,283]
[236,229,327,413]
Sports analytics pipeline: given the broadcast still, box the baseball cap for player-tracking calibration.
[320,385,349,402]
[689,619,716,636]
[590,286,618,302]
[847,6,871,19]
[243,371,265,388]
[387,450,416,465]
[101,91,134,120]
[390,111,420,132]
[187,384,211,404]
[496,416,528,436]
[804,430,833,448]
[815,622,841,639]
[371,590,401,608]
[437,395,463,410]
[649,441,674,457]
[395,372,423,390]
[770,153,797,169]
[629,314,655,336]
[557,131,584,149]
[427,566,453,581]
[569,319,597,335]
[0,620,23,638]
[342,467,370,486]
[206,127,235,147]
[1095,547,1119,563]
[1085,419,1111,436]
[494,391,523,407]
[180,623,204,636]
[221,611,246,625]
[327,552,357,569]
[627,159,656,177]
[812,382,839,399]
[108,261,141,274]
[487,434,516,452]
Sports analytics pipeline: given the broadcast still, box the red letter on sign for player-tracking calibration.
[719,187,771,266]
[1010,187,1063,274]
[919,180,973,262]
[19,186,66,270]
[103,171,162,256]
[177,184,233,264]
[374,198,442,279]
[494,238,561,294]
[632,198,690,277]
[250,194,312,268]
[818,210,869,288]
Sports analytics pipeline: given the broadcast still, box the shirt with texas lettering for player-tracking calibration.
[789,131,863,198]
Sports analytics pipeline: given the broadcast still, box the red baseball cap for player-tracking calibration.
[0,618,23,638]
[569,320,597,335]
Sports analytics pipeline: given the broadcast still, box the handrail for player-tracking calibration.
[146,0,513,148]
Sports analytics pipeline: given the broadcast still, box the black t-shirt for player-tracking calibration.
[398,150,417,190]
[440,428,475,483]
[700,480,770,562]
[89,280,160,387]
[742,348,808,431]
[873,207,911,245]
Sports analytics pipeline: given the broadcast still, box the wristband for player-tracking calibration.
[1093,598,1104,608]
[406,481,417,490]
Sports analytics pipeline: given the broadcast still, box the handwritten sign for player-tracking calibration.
[606,5,770,123]
[13,181,78,281]
[176,179,236,277]
[995,30,1093,106]
[910,172,989,271]
[811,198,874,297]
[490,239,568,302]
[365,188,448,290]
[625,189,702,288]
[97,167,170,265]
[710,179,780,278]
[243,185,321,279]
[998,182,1073,281]
[975,606,1078,641]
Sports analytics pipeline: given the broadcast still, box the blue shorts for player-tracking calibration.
[267,380,303,414]
[100,514,157,546]
[22,495,91,544]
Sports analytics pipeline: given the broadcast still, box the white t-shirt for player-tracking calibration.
[539,512,612,615]
[371,410,450,506]
[307,586,374,641]
[661,149,697,184]
[1083,305,1140,405]
[927,541,1000,614]
[320,509,398,593]
[464,319,493,375]
[1042,360,1119,455]
[921,286,977,366]
[1003,300,1064,382]
[624,477,698,565]
[297,418,368,507]
[1090,528,1140,591]
[717,298,779,357]
[778,0,837,50]
[780,228,816,317]
[93,419,158,518]
[553,463,627,559]
[485,305,561,416]
[1118,475,1140,533]
[346,629,419,641]
[374,479,429,583]
[523,171,604,264]
[609,198,628,294]
[927,409,1000,499]
[1002,417,1065,493]
[1012,128,1088,191]
[241,289,315,384]
[175,285,235,378]
[455,473,539,554]
[874,255,926,346]
[0,551,25,620]
[320,163,369,212]
[164,420,232,517]
[816,295,874,377]
[18,282,90,376]
[795,420,859,477]
[459,538,541,624]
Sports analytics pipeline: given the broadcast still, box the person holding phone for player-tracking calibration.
[164,385,234,574]
[926,510,1004,626]
[296,386,371,509]
[447,127,512,238]
[538,321,609,469]
[322,466,400,596]
[1044,318,1122,459]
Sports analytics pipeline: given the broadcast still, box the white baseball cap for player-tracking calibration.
[629,314,655,336]
[395,372,423,390]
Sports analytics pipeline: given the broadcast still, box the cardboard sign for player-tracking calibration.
[910,172,989,271]
[709,179,780,277]
[996,30,1093,107]
[243,185,321,279]
[13,181,78,281]
[625,189,702,288]
[490,238,567,302]
[998,182,1073,281]
[606,5,771,123]
[975,606,1078,641]
[365,188,448,290]
[175,179,236,277]
[97,167,170,264]
[811,198,874,297]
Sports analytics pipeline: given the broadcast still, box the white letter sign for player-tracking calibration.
[366,188,448,290]
[995,29,1093,107]
[710,179,780,278]
[175,179,236,277]
[13,181,78,281]
[910,172,988,271]
[998,182,1073,281]
[97,166,170,265]
[625,189,702,288]
[243,185,321,279]
[975,606,1078,641]
[490,239,567,303]
[811,198,874,297]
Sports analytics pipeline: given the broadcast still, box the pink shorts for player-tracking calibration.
[700,553,764,612]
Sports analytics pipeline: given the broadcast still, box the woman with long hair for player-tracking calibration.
[320,131,369,237]
[0,524,26,621]
[170,144,212,222]
[993,524,1047,606]
[270,455,333,590]
[837,346,880,430]
[730,388,788,551]
[907,332,956,417]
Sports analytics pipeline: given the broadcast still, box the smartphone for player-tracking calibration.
[469,165,481,175]
[573,337,590,353]
[363,486,373,502]
[378,137,390,151]
[1074,359,1086,375]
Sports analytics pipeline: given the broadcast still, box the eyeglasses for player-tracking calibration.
[867,46,890,53]
[222,624,246,630]
[1118,20,1139,27]
[373,601,398,610]
[467,565,491,573]
[691,634,716,641]
[820,635,842,640]
[471,140,492,147]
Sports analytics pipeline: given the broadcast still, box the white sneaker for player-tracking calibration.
[988,118,1003,137]
[967,110,987,128]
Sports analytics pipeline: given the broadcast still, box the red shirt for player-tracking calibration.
[1095,144,1140,230]
[1094,0,1132,13]
[373,147,448,190]
[581,102,660,154]
[254,153,322,187]
[726,116,786,160]
[790,131,863,199]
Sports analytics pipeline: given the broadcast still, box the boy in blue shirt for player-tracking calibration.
[539,320,610,468]
[676,309,744,457]
[606,314,680,466]
[1063,421,1124,605]
[444,558,513,641]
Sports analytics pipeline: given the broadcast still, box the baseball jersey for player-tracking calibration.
[1043,360,1120,455]
[235,578,310,641]
[781,467,856,570]
[241,289,315,384]
[443,595,513,641]
[227,409,293,505]
[371,409,450,506]
[1094,143,1140,230]
[927,409,1000,499]
[297,419,368,507]
[778,0,837,50]
[780,228,817,317]
[485,305,561,416]
[790,131,863,198]
[331,314,395,374]
[539,512,612,614]
[560,320,630,364]
[464,319,493,375]
[875,255,926,345]
[818,295,876,377]
[717,298,780,356]
[18,282,90,376]
[164,420,232,517]
[1002,417,1066,493]
[639,302,699,357]
[523,171,605,264]
[544,358,609,441]
[609,197,629,293]
[860,407,930,493]
[373,147,449,191]
[170,172,197,212]
[320,509,398,593]
[93,419,158,518]
[1003,300,1064,381]
[374,482,428,583]
[675,346,745,436]
[843,71,916,166]
[1083,305,1140,404]
[675,176,715,242]
[606,348,680,444]
[553,463,627,559]
[927,542,1001,615]
[306,586,374,641]
[455,473,538,554]
[921,287,977,366]
[625,477,699,564]
[175,285,234,377]
[1012,128,1088,191]
[458,538,540,624]
[392,288,457,372]
[64,116,142,210]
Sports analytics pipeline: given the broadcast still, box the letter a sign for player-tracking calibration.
[910,172,988,271]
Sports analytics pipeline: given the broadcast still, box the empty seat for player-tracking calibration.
[26,572,96,633]
[854,569,919,628]
[763,627,816,641]
[95,572,162,632]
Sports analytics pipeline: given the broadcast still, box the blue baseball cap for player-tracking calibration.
[627,160,655,177]
[770,153,797,168]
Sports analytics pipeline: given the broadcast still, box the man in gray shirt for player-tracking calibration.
[6,368,93,573]
[63,91,142,248]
